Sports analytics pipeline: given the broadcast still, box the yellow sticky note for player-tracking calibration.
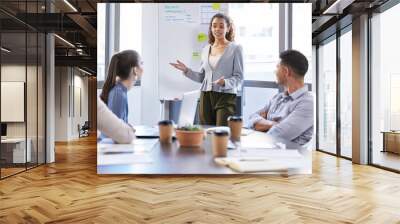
[192,52,201,60]
[197,32,207,43]
[212,3,221,10]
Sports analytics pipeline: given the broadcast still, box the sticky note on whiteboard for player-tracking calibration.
[212,3,221,10]
[197,32,207,43]
[192,52,201,60]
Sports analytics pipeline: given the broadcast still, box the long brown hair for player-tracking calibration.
[208,13,235,45]
[100,50,140,104]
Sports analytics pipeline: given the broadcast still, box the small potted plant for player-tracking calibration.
[175,125,205,147]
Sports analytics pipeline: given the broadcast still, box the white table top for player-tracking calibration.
[97,130,312,175]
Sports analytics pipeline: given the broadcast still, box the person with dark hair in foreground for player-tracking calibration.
[248,50,314,145]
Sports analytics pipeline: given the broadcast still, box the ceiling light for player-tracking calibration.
[323,0,355,15]
[63,0,78,12]
[1,47,11,53]
[78,67,92,76]
[54,34,75,48]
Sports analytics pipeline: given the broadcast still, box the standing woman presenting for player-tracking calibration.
[170,13,243,126]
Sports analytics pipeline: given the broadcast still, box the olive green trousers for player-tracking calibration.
[199,91,236,126]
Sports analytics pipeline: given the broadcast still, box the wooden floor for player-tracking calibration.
[373,150,400,171]
[1,167,26,178]
[1,136,400,223]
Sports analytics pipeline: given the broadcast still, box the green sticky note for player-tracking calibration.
[192,52,201,60]
[197,33,207,43]
[212,3,221,10]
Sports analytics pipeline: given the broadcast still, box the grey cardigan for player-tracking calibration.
[183,42,244,95]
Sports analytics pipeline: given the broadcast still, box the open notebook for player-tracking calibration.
[215,157,288,173]
[214,150,303,173]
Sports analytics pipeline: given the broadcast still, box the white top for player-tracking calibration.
[97,98,135,144]
[205,54,222,91]
[209,54,221,69]
[183,42,244,95]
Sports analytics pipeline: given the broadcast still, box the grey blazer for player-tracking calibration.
[183,42,244,95]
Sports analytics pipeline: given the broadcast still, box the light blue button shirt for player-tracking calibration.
[248,86,314,145]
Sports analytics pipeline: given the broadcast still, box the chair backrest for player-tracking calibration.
[82,121,90,129]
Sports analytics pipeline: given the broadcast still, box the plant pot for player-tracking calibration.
[175,129,204,147]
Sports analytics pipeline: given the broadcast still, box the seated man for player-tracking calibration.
[247,50,314,145]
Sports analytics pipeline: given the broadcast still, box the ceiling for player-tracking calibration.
[310,0,390,43]
[0,0,395,75]
[0,0,98,75]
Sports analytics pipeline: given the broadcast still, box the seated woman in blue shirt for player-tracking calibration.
[100,50,143,124]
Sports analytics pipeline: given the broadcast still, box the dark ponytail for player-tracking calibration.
[100,50,140,103]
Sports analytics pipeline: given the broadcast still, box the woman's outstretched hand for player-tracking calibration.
[170,60,188,73]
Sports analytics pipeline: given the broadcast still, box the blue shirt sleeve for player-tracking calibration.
[107,88,128,123]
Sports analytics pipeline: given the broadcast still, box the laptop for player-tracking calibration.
[135,90,200,138]
[134,125,160,138]
[177,90,200,127]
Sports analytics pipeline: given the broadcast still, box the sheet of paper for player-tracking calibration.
[98,153,153,166]
[98,139,158,154]
[98,139,157,165]
[240,138,276,149]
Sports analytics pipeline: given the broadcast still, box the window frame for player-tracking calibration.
[315,24,353,161]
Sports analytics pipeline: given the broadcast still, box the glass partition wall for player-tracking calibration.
[316,26,353,159]
[370,2,400,172]
[0,2,46,179]
[317,36,337,155]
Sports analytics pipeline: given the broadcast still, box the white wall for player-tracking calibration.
[55,67,68,141]
[55,67,89,141]
[72,74,89,137]
[140,4,160,126]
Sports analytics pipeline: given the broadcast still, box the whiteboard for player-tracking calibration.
[1,82,25,122]
[158,3,228,100]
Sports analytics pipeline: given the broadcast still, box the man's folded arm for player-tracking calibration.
[267,99,314,141]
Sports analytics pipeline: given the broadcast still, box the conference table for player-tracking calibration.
[97,128,312,175]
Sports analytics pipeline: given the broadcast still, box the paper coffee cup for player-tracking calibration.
[212,129,229,157]
[158,120,174,143]
[228,116,243,141]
